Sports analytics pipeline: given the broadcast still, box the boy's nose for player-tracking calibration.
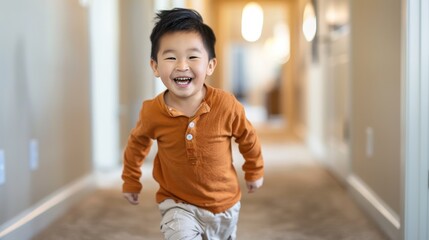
[176,60,189,71]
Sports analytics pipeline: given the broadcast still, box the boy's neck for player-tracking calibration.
[165,86,207,117]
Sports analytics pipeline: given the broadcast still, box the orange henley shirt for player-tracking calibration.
[122,85,264,213]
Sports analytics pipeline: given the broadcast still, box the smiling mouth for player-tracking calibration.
[174,77,193,85]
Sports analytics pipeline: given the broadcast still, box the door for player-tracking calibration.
[403,0,429,239]
[319,0,351,181]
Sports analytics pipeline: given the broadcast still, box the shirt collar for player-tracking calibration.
[159,84,212,118]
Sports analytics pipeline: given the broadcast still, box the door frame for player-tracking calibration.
[402,0,429,239]
[89,0,120,170]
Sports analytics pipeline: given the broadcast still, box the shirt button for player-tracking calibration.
[189,122,195,128]
[186,134,193,140]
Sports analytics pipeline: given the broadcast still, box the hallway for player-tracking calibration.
[2,0,429,239]
[33,141,387,240]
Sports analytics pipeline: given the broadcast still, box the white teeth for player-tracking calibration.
[174,77,192,81]
[174,77,192,85]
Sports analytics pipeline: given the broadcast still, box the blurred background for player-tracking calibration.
[0,0,427,239]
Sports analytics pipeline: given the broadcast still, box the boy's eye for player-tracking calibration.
[165,57,176,60]
[189,56,199,59]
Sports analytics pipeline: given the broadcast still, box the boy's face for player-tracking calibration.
[150,31,217,101]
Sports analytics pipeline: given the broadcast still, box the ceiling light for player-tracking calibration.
[241,2,264,42]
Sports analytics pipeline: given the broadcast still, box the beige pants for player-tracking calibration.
[158,199,241,240]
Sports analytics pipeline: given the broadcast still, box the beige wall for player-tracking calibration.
[350,0,401,214]
[0,0,92,225]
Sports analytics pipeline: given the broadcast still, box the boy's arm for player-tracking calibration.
[122,132,152,193]
[122,106,153,197]
[232,101,264,188]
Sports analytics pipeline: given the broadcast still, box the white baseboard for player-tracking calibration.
[0,174,95,240]
[347,174,401,240]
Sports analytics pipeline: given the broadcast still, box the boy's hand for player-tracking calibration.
[123,192,140,205]
[246,177,264,193]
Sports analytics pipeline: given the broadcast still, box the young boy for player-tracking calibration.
[122,8,264,240]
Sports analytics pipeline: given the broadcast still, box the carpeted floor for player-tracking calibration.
[33,143,388,240]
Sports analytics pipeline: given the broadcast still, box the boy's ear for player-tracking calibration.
[206,58,217,76]
[150,59,160,77]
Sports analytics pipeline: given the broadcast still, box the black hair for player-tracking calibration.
[150,8,216,62]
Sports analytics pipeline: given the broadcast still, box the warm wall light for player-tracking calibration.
[264,22,290,64]
[79,0,89,7]
[241,2,264,42]
[302,2,317,42]
[325,3,349,32]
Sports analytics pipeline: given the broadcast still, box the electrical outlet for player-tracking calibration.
[0,149,5,185]
[366,127,374,158]
[29,139,39,171]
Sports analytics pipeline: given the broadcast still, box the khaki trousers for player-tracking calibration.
[158,199,241,240]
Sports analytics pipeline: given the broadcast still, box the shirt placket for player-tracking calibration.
[184,102,210,165]
[185,117,198,165]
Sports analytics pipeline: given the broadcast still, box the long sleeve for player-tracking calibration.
[231,100,264,182]
[122,104,153,193]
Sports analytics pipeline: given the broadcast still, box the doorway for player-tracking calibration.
[89,0,120,170]
[212,1,293,136]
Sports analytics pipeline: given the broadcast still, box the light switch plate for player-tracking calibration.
[29,139,39,171]
[366,127,374,158]
[0,149,5,185]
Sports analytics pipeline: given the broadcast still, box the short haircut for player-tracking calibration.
[150,8,216,62]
